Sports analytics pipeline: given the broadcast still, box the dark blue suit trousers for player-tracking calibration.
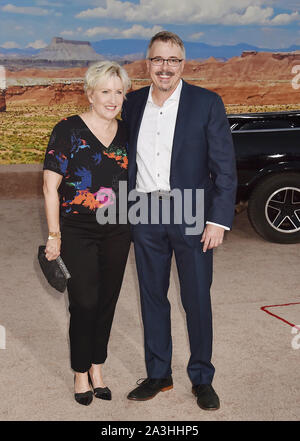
[132,198,214,385]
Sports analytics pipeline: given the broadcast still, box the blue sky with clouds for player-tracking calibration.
[0,0,300,50]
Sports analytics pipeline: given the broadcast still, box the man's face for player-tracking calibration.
[146,40,185,93]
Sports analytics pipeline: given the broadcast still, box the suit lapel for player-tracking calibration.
[128,87,149,189]
[170,80,190,185]
[131,87,149,155]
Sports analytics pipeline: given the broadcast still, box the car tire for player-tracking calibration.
[248,173,300,244]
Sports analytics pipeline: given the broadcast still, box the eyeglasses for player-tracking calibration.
[149,57,183,67]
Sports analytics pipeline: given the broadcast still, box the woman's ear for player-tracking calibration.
[86,88,93,105]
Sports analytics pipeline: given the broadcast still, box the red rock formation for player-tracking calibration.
[6,67,87,79]
[123,60,148,78]
[6,83,89,106]
[5,52,300,106]
[241,51,258,57]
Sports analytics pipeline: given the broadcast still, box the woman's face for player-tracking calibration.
[88,75,124,120]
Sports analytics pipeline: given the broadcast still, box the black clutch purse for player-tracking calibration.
[38,245,71,293]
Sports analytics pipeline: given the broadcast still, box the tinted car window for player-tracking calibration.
[239,120,295,130]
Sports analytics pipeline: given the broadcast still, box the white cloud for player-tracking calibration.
[221,5,274,25]
[2,3,50,16]
[60,28,83,37]
[84,26,118,37]
[26,40,48,49]
[188,32,204,41]
[270,11,299,25]
[60,30,75,37]
[84,24,163,39]
[0,41,21,49]
[76,0,300,26]
[221,6,299,25]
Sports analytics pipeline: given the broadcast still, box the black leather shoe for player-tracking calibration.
[74,375,93,406]
[192,384,220,410]
[88,372,112,400]
[127,377,173,401]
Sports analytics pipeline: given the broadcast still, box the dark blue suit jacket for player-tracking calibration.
[122,80,237,243]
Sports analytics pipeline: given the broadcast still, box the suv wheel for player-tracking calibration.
[248,173,300,243]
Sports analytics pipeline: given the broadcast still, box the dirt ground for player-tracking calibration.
[0,198,299,421]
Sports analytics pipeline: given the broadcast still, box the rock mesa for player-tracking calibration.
[34,37,102,61]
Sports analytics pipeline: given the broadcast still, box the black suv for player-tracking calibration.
[229,110,300,244]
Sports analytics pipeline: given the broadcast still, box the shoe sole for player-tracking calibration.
[127,385,173,401]
[192,388,220,411]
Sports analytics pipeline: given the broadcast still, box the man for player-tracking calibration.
[122,31,237,411]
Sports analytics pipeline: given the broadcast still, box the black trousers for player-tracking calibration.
[60,215,131,373]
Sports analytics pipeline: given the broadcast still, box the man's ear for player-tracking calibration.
[146,59,150,74]
[181,59,186,72]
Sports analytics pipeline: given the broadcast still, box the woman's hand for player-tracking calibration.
[45,238,61,261]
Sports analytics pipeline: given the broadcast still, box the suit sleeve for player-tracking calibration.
[206,94,237,229]
[121,97,130,123]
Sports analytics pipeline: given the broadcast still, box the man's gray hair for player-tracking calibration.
[146,31,186,59]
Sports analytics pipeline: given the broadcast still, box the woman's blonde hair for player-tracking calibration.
[84,61,131,95]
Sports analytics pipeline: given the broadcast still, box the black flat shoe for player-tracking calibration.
[192,384,220,411]
[88,372,112,400]
[127,376,173,401]
[94,386,112,400]
[74,375,93,406]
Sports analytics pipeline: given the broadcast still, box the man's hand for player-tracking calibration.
[200,224,225,252]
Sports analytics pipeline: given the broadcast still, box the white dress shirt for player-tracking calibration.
[136,80,229,231]
[136,80,182,193]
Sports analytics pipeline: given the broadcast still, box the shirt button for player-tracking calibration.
[157,152,160,156]
[157,173,160,177]
[157,132,160,135]
[160,112,163,115]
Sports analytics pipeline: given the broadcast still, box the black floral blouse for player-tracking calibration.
[43,115,128,217]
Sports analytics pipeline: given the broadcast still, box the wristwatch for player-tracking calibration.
[48,231,61,240]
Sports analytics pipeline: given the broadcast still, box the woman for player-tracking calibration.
[43,61,131,406]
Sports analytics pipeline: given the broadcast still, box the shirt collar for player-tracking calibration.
[148,79,182,105]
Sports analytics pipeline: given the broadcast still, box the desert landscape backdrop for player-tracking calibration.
[1,37,300,164]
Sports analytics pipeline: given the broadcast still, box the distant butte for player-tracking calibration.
[33,37,103,61]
